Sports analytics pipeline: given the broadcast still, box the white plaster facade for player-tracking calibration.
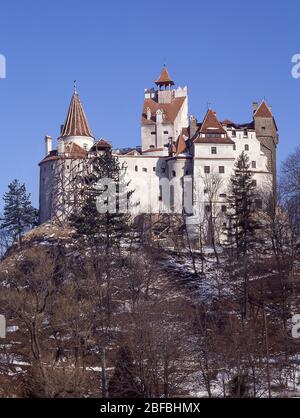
[39,68,278,238]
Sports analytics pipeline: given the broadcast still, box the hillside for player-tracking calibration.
[0,222,299,398]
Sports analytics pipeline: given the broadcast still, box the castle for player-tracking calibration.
[39,67,278,239]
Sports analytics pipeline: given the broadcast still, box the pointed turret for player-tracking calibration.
[59,83,94,151]
[253,100,273,118]
[155,66,174,88]
[253,100,278,193]
[61,86,94,138]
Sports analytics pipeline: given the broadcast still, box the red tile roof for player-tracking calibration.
[64,142,87,158]
[90,138,112,151]
[39,142,87,164]
[254,100,273,118]
[61,92,94,138]
[194,136,235,144]
[200,109,226,133]
[155,66,174,86]
[175,132,187,155]
[142,96,186,125]
[194,109,234,144]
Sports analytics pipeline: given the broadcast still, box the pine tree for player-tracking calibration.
[108,346,143,398]
[70,149,135,254]
[224,152,261,318]
[0,179,38,245]
[225,152,261,258]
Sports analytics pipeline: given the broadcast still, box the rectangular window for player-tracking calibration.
[172,170,176,177]
[204,166,210,174]
[232,130,236,137]
[221,205,227,213]
[252,180,257,187]
[219,166,225,174]
[159,185,162,201]
[135,165,138,172]
[164,131,169,134]
[245,144,249,151]
[153,167,156,172]
[143,167,147,172]
[211,147,217,154]
[233,144,236,151]
[243,129,248,137]
[151,131,156,135]
[219,193,227,198]
[205,204,211,212]
[252,161,256,169]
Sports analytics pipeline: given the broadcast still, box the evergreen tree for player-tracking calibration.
[70,149,135,254]
[0,179,38,245]
[225,152,261,258]
[224,152,262,318]
[108,346,143,398]
[70,150,136,396]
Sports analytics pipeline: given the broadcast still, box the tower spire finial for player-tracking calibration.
[73,80,77,94]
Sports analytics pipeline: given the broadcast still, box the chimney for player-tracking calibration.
[189,115,197,138]
[252,102,259,114]
[57,138,65,155]
[44,135,52,155]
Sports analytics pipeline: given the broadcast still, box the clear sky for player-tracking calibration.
[0,0,299,207]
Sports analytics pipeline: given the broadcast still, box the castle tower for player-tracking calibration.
[253,100,278,191]
[141,66,188,153]
[59,83,94,151]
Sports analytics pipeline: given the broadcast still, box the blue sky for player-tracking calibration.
[0,0,299,207]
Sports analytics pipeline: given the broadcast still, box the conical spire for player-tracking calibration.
[60,86,94,138]
[155,66,174,87]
